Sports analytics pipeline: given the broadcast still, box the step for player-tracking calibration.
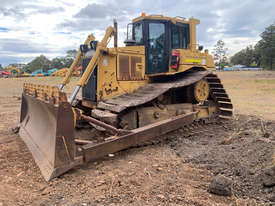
[206,73,217,78]
[218,101,233,109]
[212,92,228,98]
[219,109,233,116]
[210,88,226,93]
[205,77,221,83]
[209,83,223,88]
[216,97,231,102]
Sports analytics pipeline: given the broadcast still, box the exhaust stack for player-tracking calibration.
[114,19,118,48]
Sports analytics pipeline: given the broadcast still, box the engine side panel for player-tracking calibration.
[177,49,215,71]
[96,46,148,102]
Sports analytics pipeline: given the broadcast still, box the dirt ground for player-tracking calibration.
[0,71,275,205]
[217,71,275,121]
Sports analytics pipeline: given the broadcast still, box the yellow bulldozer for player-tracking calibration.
[19,14,232,181]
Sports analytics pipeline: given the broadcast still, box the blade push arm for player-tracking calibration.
[68,26,115,104]
[59,34,95,90]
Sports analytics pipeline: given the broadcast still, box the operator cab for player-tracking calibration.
[125,14,190,75]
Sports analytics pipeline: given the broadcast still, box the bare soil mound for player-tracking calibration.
[167,114,275,203]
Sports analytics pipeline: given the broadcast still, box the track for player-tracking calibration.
[97,70,212,113]
[89,70,233,149]
[94,70,233,126]
[206,73,233,118]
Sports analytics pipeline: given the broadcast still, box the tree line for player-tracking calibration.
[24,49,78,72]
[0,49,78,73]
[231,23,275,69]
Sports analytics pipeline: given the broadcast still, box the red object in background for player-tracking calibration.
[0,70,9,78]
[1,71,9,75]
[171,50,180,70]
[74,66,82,77]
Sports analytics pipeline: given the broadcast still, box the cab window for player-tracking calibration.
[171,24,189,49]
[133,23,143,44]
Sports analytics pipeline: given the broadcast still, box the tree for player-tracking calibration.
[0,64,3,70]
[231,45,256,66]
[63,49,78,68]
[255,23,275,70]
[62,57,74,68]
[49,50,78,69]
[213,40,228,69]
[51,57,64,69]
[25,55,51,72]
[66,50,78,59]
[6,49,78,72]
[230,22,275,69]
[231,51,244,65]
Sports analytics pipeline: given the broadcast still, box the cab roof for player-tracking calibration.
[132,14,200,25]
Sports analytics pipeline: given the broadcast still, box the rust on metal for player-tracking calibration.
[19,87,83,181]
[131,56,142,80]
[91,109,118,126]
[118,55,130,80]
[75,139,94,145]
[82,112,196,162]
[81,99,97,109]
[23,83,61,106]
[81,114,130,135]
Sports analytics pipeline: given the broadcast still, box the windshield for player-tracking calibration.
[133,23,143,44]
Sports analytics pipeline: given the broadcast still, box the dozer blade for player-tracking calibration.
[19,83,82,181]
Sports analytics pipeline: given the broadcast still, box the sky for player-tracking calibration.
[0,0,274,66]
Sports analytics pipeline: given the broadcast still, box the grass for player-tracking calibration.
[248,79,275,84]
[245,79,275,94]
[216,71,275,121]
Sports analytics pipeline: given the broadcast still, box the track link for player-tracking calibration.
[206,73,233,119]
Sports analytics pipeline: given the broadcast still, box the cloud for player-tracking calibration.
[58,2,131,32]
[59,18,110,31]
[216,1,274,38]
[0,2,65,19]
[29,5,65,15]
[0,38,58,54]
[0,0,23,7]
[0,7,25,18]
[74,3,117,19]
[0,37,76,65]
